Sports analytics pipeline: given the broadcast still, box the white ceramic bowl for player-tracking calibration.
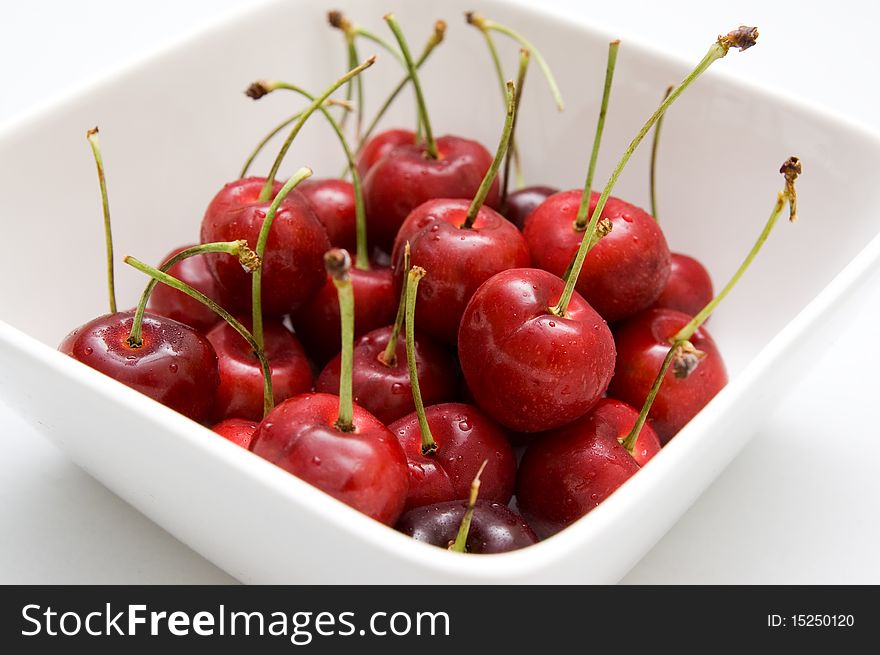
[2,0,880,583]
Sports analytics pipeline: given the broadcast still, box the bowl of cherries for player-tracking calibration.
[2,0,880,583]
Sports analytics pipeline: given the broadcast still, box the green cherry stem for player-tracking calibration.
[549,26,759,317]
[404,265,436,455]
[448,460,488,553]
[621,342,683,453]
[385,13,438,159]
[252,167,313,352]
[649,85,674,220]
[258,56,376,202]
[575,39,620,230]
[378,242,411,367]
[326,249,356,432]
[124,256,275,417]
[461,80,517,229]
[86,127,117,314]
[501,49,530,209]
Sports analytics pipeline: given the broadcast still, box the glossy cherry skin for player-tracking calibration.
[583,398,661,467]
[396,499,537,553]
[203,176,282,221]
[200,182,330,316]
[212,418,259,449]
[59,310,219,422]
[356,128,415,179]
[316,325,457,426]
[299,178,357,252]
[516,404,641,538]
[609,307,728,444]
[291,265,397,365]
[503,185,558,230]
[650,252,714,317]
[249,393,409,525]
[458,268,616,433]
[207,319,313,421]
[524,190,672,322]
[363,135,499,251]
[389,402,517,511]
[146,244,228,333]
[392,199,531,344]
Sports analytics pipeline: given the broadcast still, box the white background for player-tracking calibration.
[1,0,879,584]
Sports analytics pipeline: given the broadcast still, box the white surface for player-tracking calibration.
[1,0,878,584]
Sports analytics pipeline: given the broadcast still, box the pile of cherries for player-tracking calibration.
[60,13,800,554]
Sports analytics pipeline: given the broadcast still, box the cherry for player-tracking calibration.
[356,128,414,179]
[203,177,281,228]
[504,185,558,230]
[147,244,230,332]
[650,252,714,317]
[298,178,357,252]
[594,398,661,466]
[212,417,259,449]
[207,318,313,422]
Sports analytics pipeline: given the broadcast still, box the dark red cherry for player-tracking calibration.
[516,403,641,539]
[650,252,713,317]
[203,176,282,221]
[249,393,409,525]
[356,128,415,179]
[609,307,727,443]
[458,268,615,433]
[503,185,558,230]
[315,326,456,426]
[391,198,530,344]
[211,417,259,449]
[147,244,229,332]
[396,499,537,553]
[583,398,661,467]
[59,310,218,422]
[363,135,499,251]
[524,190,671,322]
[299,178,357,252]
[200,182,330,316]
[207,318,313,422]
[291,265,397,365]
[389,402,517,511]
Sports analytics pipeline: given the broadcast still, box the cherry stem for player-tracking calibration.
[621,341,683,453]
[449,459,488,553]
[649,85,674,220]
[325,249,355,432]
[356,21,446,157]
[379,242,411,367]
[404,265,436,455]
[466,11,565,111]
[385,14,438,159]
[575,40,620,230]
[259,57,376,202]
[673,156,800,342]
[86,127,117,314]
[249,83,369,269]
[124,256,274,417]
[128,241,259,348]
[501,49,530,209]
[462,81,517,229]
[252,167,313,352]
[549,27,758,317]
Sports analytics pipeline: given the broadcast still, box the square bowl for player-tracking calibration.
[2,0,880,583]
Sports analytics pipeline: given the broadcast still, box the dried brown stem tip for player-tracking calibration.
[237,242,261,273]
[780,155,802,222]
[245,81,272,100]
[718,26,759,51]
[87,126,99,138]
[673,341,706,379]
[327,10,351,32]
[324,248,352,281]
[465,10,487,29]
[434,20,448,38]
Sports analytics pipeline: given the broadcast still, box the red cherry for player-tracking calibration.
[503,185,558,230]
[59,310,218,422]
[650,252,714,317]
[396,499,537,553]
[389,402,517,511]
[458,268,616,433]
[391,198,530,344]
[203,177,282,222]
[585,398,661,467]
[356,128,415,179]
[299,178,357,252]
[207,318,313,422]
[315,325,456,426]
[609,307,727,443]
[249,393,409,525]
[147,244,229,332]
[516,402,641,538]
[212,418,259,449]
[524,190,671,322]
[291,265,397,365]
[363,136,500,251]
